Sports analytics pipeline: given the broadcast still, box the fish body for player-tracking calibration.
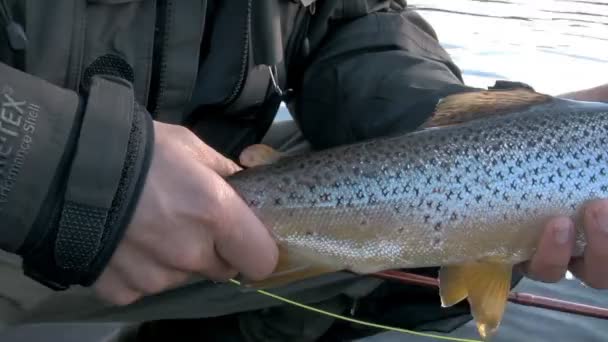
[226,91,608,339]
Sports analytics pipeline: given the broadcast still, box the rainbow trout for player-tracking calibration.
[227,89,608,339]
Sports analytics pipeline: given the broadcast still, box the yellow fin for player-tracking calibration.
[440,261,513,340]
[242,245,338,289]
[239,144,284,168]
[439,265,469,307]
[424,89,552,128]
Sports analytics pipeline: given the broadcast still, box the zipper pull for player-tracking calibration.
[1,1,27,51]
[6,21,27,51]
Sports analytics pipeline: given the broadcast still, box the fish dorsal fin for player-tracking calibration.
[239,144,284,168]
[425,89,552,128]
[242,245,339,289]
[439,261,513,340]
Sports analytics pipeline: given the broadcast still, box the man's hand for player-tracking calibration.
[521,199,608,289]
[522,84,608,288]
[92,121,279,305]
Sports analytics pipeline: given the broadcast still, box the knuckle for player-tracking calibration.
[171,246,206,271]
[139,271,173,294]
[106,290,141,306]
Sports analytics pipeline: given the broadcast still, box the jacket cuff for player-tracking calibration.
[21,75,154,290]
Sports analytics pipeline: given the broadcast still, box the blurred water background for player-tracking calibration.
[281,0,608,341]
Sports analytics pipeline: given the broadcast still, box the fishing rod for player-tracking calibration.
[374,270,608,320]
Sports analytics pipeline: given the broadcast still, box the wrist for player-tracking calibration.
[21,76,155,290]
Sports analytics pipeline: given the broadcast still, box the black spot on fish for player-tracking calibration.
[575,183,582,191]
[590,175,597,183]
[597,154,604,163]
[320,193,331,202]
[356,190,365,199]
[360,219,368,226]
[434,222,442,231]
[397,227,405,233]
[368,194,378,205]
[433,237,441,247]
[450,212,458,221]
[536,193,543,200]
[274,198,283,206]
[424,215,431,223]
[336,196,344,206]
[305,231,313,236]
[521,193,528,200]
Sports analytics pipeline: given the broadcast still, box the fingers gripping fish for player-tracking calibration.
[227,88,608,340]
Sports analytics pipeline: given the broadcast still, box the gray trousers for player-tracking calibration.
[0,120,384,341]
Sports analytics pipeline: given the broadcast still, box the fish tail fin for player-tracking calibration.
[439,261,513,340]
[242,245,338,289]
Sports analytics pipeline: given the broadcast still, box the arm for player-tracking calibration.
[290,8,476,149]
[1,61,278,305]
[0,61,153,289]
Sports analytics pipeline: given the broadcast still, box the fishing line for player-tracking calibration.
[228,279,482,342]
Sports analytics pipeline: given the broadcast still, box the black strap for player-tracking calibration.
[54,76,133,271]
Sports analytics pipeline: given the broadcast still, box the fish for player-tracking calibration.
[226,88,608,340]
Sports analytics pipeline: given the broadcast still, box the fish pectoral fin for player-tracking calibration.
[242,245,339,289]
[458,261,513,341]
[439,265,469,307]
[239,144,284,168]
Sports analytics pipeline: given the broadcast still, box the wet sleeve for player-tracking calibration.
[291,9,478,149]
[0,62,154,289]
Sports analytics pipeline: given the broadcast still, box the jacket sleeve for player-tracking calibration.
[0,62,154,290]
[290,8,478,149]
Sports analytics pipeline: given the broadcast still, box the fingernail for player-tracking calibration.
[595,210,608,233]
[553,219,572,245]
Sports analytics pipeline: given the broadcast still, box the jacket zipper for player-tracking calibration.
[148,0,172,116]
[0,0,27,52]
[221,0,252,106]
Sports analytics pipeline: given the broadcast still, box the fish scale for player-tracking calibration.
[229,99,608,274]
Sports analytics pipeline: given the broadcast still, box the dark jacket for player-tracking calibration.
[0,0,472,336]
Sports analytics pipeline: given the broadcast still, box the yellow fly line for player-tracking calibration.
[228,279,482,342]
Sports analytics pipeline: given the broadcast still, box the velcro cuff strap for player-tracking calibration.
[54,76,134,270]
